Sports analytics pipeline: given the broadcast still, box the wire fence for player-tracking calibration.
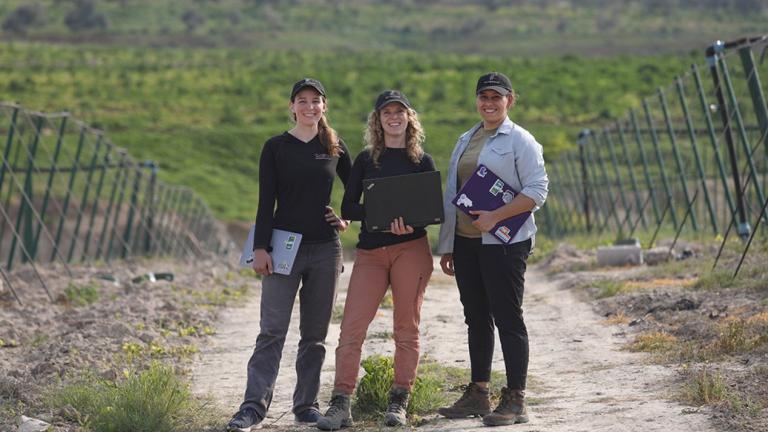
[540,35,768,267]
[0,102,228,305]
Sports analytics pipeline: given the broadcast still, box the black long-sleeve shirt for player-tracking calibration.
[342,147,436,250]
[253,132,352,250]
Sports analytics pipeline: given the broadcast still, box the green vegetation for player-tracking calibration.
[50,362,221,432]
[352,355,508,420]
[64,281,100,306]
[1,1,764,55]
[1,42,696,229]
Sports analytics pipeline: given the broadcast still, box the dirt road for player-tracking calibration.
[192,260,716,431]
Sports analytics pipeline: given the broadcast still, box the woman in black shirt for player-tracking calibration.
[227,78,352,431]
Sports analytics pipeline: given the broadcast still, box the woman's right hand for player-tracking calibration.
[440,253,455,276]
[252,249,273,276]
[389,216,414,235]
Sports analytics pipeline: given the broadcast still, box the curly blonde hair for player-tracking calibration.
[364,107,425,168]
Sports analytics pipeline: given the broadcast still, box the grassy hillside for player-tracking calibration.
[1,0,766,55]
[1,43,696,224]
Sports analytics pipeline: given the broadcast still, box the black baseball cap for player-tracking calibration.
[374,90,412,111]
[476,72,512,95]
[290,78,326,100]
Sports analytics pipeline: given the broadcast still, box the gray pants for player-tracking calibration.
[240,239,343,417]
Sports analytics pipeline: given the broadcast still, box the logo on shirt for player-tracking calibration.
[314,153,333,160]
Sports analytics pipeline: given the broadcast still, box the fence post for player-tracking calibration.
[52,125,86,261]
[629,109,661,224]
[31,115,69,260]
[675,76,719,234]
[642,98,679,230]
[68,134,104,262]
[578,130,591,232]
[0,106,20,247]
[706,40,751,240]
[603,129,631,233]
[616,120,647,229]
[692,63,737,228]
[658,88,697,231]
[738,45,768,208]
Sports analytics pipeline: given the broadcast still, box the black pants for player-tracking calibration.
[453,235,531,390]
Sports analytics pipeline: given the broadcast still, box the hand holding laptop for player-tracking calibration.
[390,216,415,235]
[468,209,500,233]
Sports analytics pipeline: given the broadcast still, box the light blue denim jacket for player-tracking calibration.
[437,117,549,254]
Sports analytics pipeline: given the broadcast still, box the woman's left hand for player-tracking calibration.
[469,210,499,233]
[390,216,414,235]
[325,206,349,232]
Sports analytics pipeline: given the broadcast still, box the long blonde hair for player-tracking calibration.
[364,107,425,168]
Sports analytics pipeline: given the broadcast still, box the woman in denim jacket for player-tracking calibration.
[436,72,548,427]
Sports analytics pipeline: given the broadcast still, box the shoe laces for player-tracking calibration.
[325,394,347,416]
[387,390,409,413]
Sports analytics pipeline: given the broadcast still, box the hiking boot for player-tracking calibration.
[383,387,410,427]
[482,387,529,426]
[316,391,353,430]
[437,383,491,418]
[227,407,263,431]
[295,407,321,423]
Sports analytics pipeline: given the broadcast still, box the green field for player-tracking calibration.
[1,42,698,224]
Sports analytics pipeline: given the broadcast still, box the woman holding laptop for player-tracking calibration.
[436,72,549,427]
[316,90,435,430]
[227,78,352,431]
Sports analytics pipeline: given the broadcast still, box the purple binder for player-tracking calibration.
[451,164,531,244]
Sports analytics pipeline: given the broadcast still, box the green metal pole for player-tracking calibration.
[51,126,86,261]
[105,155,132,261]
[642,98,679,229]
[630,108,661,224]
[577,131,591,232]
[562,152,587,231]
[81,143,113,261]
[718,51,767,217]
[588,131,622,230]
[0,107,19,247]
[31,115,69,260]
[616,120,647,229]
[738,46,768,202]
[11,116,44,266]
[692,63,737,229]
[95,151,126,260]
[68,135,104,262]
[602,129,631,234]
[675,76,719,234]
[122,165,142,258]
[658,88,698,230]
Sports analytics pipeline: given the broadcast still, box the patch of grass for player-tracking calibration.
[709,314,768,356]
[628,331,678,353]
[50,362,207,432]
[331,304,345,324]
[594,279,626,298]
[681,368,728,405]
[64,282,100,307]
[198,284,250,306]
[352,356,446,420]
[602,312,631,325]
[368,331,393,340]
[352,355,510,421]
[380,293,393,309]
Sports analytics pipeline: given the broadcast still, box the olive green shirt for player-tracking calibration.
[456,127,497,238]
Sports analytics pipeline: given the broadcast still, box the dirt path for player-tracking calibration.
[192,261,716,431]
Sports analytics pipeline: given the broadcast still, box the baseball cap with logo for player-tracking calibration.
[291,78,326,100]
[374,90,412,111]
[475,72,512,95]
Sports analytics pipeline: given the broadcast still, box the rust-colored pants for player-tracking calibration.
[333,236,433,394]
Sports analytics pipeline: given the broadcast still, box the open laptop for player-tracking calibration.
[451,164,531,244]
[240,225,302,275]
[363,171,444,232]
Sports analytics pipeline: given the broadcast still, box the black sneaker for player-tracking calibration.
[295,408,321,423]
[227,407,262,431]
